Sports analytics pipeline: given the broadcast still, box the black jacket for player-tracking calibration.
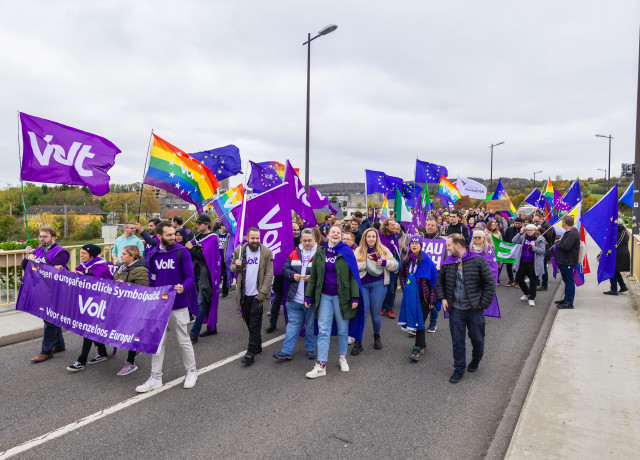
[615,224,630,272]
[445,222,469,242]
[436,255,496,310]
[555,227,580,265]
[538,221,556,255]
[282,247,315,302]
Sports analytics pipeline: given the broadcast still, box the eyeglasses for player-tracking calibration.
[472,236,484,239]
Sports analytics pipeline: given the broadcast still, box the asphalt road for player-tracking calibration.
[0,270,560,460]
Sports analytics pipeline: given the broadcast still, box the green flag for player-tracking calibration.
[394,186,413,222]
[422,184,432,210]
[493,235,519,263]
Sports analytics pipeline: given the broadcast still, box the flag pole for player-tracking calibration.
[136,130,154,222]
[16,112,30,241]
[364,171,368,222]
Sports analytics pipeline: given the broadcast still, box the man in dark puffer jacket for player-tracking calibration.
[437,233,496,384]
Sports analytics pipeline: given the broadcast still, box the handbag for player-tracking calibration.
[366,257,384,276]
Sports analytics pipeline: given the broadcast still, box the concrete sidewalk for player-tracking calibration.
[0,308,44,347]
[506,239,640,458]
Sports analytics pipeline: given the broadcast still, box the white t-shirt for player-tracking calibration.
[244,247,261,296]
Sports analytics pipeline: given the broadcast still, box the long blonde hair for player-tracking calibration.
[356,228,390,262]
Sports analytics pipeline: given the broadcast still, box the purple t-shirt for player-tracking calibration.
[362,247,386,284]
[322,247,339,296]
[521,236,536,263]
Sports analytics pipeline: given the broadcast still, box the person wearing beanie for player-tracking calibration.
[398,236,438,361]
[512,224,546,307]
[66,244,114,372]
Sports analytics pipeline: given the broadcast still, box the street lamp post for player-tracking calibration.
[595,134,613,189]
[533,170,543,189]
[489,142,505,189]
[303,24,338,193]
[597,168,607,180]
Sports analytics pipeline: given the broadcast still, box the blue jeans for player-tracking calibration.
[429,305,438,324]
[558,264,575,304]
[609,271,627,292]
[449,307,486,373]
[41,321,65,354]
[317,294,349,362]
[362,279,386,334]
[190,291,211,337]
[382,271,398,312]
[281,300,317,355]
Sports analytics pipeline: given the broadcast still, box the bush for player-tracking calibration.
[69,219,102,241]
[0,239,38,250]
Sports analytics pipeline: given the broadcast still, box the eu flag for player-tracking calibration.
[524,188,545,209]
[365,170,403,198]
[189,144,242,181]
[402,182,422,208]
[581,184,619,284]
[415,159,448,184]
[563,180,582,207]
[247,161,282,193]
[620,181,633,208]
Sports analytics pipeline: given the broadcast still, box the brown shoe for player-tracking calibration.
[52,345,66,354]
[513,283,519,288]
[31,353,53,363]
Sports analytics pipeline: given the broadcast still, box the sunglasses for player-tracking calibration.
[472,236,484,239]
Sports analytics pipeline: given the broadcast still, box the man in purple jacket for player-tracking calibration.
[22,227,70,363]
[135,222,198,392]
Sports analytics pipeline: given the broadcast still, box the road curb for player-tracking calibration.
[484,283,561,459]
[0,328,43,347]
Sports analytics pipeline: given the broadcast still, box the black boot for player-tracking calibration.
[350,341,363,356]
[373,334,382,350]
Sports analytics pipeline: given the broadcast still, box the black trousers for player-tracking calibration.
[268,274,285,328]
[415,299,429,348]
[505,263,514,282]
[78,338,107,365]
[241,295,263,353]
[220,259,228,295]
[516,261,537,300]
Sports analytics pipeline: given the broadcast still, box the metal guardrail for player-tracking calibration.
[0,243,114,307]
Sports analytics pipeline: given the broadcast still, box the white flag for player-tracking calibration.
[456,176,487,199]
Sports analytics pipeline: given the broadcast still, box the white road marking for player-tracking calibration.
[0,334,285,459]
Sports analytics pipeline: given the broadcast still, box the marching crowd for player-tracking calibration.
[25,201,619,389]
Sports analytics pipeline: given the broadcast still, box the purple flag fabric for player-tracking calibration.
[421,238,447,270]
[477,246,500,318]
[553,189,572,212]
[19,113,120,196]
[407,192,426,235]
[17,262,176,354]
[308,186,338,214]
[246,161,282,193]
[234,183,294,274]
[199,234,221,329]
[284,160,317,226]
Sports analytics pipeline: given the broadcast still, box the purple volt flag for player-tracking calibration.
[553,189,572,212]
[16,262,176,354]
[284,160,318,226]
[19,113,120,196]
[199,233,221,330]
[235,183,294,274]
[308,185,338,214]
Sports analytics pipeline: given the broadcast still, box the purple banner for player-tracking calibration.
[17,262,176,354]
[422,238,447,269]
[200,233,221,329]
[19,113,121,196]
[284,160,317,226]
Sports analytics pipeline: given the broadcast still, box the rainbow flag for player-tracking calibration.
[490,179,517,216]
[211,184,245,235]
[380,194,390,220]
[144,134,220,212]
[436,175,461,206]
[258,161,299,180]
[543,178,554,205]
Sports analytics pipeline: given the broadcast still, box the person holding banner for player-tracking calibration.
[398,236,438,362]
[67,245,114,372]
[231,227,275,366]
[136,222,198,392]
[112,245,149,376]
[355,228,398,351]
[304,226,361,378]
[513,224,546,307]
[22,227,70,363]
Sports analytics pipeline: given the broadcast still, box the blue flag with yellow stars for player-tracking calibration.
[402,182,422,208]
[415,159,448,184]
[365,169,403,198]
[581,183,619,284]
[189,145,242,181]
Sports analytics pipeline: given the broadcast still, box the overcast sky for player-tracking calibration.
[1,0,639,191]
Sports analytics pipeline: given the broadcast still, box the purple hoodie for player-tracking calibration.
[146,243,197,312]
[75,257,113,280]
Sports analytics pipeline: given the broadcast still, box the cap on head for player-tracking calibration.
[195,213,212,224]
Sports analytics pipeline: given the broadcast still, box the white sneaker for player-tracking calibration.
[184,370,198,389]
[135,376,162,393]
[348,336,355,345]
[528,299,535,307]
[520,295,528,301]
[306,363,326,379]
[339,356,349,372]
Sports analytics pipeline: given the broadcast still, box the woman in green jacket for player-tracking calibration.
[113,245,149,376]
[304,226,361,379]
